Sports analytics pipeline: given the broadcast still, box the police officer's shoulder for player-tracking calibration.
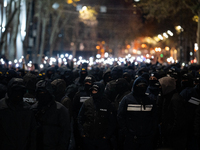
[0,98,8,109]
[56,101,69,111]
[180,86,194,101]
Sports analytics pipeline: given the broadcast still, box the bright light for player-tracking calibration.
[133,49,137,53]
[195,43,198,51]
[158,34,163,40]
[128,54,131,57]
[19,59,22,63]
[190,52,193,56]
[135,62,138,65]
[65,53,69,57]
[73,58,77,62]
[4,0,7,7]
[1,61,5,65]
[58,58,62,63]
[14,59,17,63]
[182,63,185,66]
[16,64,19,68]
[104,52,109,58]
[115,58,118,61]
[52,2,60,10]
[146,59,151,63]
[45,56,48,60]
[134,0,140,2]
[137,51,141,55]
[69,55,73,60]
[40,64,44,69]
[163,32,169,38]
[29,61,32,63]
[64,62,67,65]
[44,61,47,64]
[79,56,82,60]
[82,6,87,11]
[151,56,154,59]
[60,54,64,58]
[146,54,149,58]
[89,57,93,62]
[21,56,24,59]
[8,61,12,65]
[63,58,66,62]
[167,30,173,36]
[96,54,101,59]
[165,47,170,51]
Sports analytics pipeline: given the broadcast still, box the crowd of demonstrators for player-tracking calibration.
[1,59,200,150]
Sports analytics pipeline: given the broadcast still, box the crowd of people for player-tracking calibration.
[0,60,200,150]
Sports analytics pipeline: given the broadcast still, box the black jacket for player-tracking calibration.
[0,97,36,150]
[118,77,157,138]
[31,101,71,150]
[78,96,116,139]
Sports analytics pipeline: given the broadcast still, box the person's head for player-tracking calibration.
[7,78,26,105]
[132,77,148,96]
[90,82,105,100]
[149,72,160,86]
[36,80,54,106]
[84,75,96,92]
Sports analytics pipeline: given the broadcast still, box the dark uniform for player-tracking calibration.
[118,77,157,150]
[78,82,116,150]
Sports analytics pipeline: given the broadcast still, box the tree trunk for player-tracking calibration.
[49,12,61,57]
[38,18,47,64]
[34,0,42,63]
[197,11,200,64]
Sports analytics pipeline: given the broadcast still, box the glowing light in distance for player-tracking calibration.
[73,58,77,62]
[16,64,19,68]
[63,58,66,62]
[40,64,44,69]
[167,30,173,36]
[79,56,82,60]
[19,59,22,63]
[14,59,17,63]
[69,55,73,60]
[65,53,69,57]
[146,54,149,57]
[96,54,101,59]
[60,54,64,58]
[8,61,12,65]
[135,62,138,65]
[104,52,109,58]
[58,58,62,63]
[158,34,163,40]
[163,32,168,38]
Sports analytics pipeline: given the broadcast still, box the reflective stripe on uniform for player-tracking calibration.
[188,97,200,105]
[80,97,90,102]
[127,104,153,111]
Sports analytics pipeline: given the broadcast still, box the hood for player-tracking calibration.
[159,76,176,96]
[91,82,105,98]
[84,75,96,84]
[23,73,37,91]
[35,80,54,97]
[111,66,123,80]
[132,76,148,94]
[116,78,130,93]
[7,78,26,97]
[51,79,66,95]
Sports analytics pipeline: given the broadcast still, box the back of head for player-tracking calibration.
[111,66,123,80]
[23,73,37,91]
[159,76,176,96]
[51,79,66,95]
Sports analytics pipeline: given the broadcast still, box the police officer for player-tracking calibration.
[78,82,116,150]
[118,77,157,150]
[31,80,71,150]
[0,78,36,150]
